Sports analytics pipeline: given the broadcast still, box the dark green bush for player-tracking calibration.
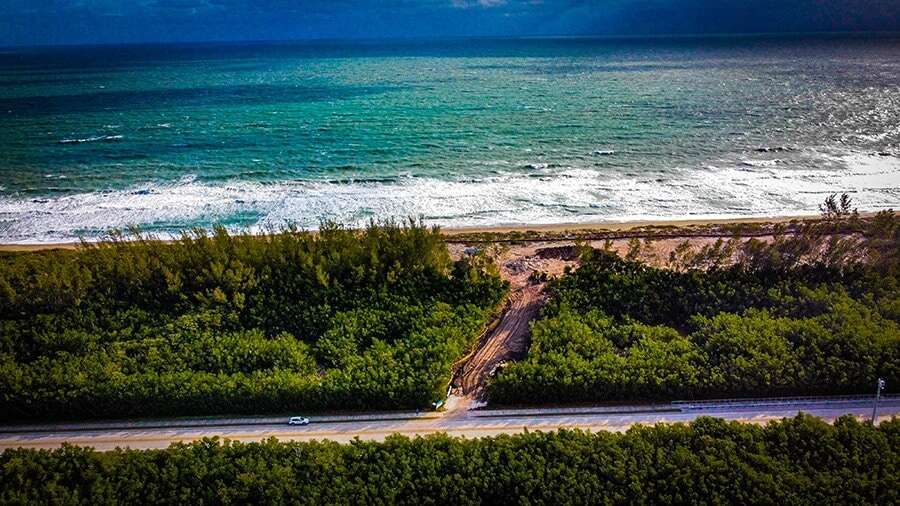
[1,415,896,505]
[489,212,900,404]
[0,222,507,421]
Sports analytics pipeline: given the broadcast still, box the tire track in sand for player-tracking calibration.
[457,282,547,399]
[451,244,580,402]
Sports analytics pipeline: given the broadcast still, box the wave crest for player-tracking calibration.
[0,151,898,244]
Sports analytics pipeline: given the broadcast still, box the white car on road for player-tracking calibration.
[288,416,310,426]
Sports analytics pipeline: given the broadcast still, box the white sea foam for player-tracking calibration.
[854,123,900,143]
[1,150,898,244]
[740,159,779,168]
[58,135,123,144]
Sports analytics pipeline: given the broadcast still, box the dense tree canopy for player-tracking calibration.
[0,222,507,421]
[489,210,900,404]
[1,415,897,505]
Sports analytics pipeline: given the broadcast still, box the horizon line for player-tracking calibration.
[3,29,900,52]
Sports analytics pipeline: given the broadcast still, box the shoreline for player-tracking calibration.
[441,213,819,235]
[0,212,875,252]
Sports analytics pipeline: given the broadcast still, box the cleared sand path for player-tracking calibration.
[448,244,580,404]
[457,282,547,397]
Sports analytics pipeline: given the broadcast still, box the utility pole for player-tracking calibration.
[871,378,886,425]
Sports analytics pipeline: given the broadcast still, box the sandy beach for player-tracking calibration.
[440,214,821,236]
[0,213,840,252]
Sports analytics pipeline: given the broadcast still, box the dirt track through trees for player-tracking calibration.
[456,283,546,398]
[447,235,752,402]
[450,244,580,401]
[446,220,870,408]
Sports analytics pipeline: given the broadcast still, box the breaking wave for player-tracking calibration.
[1,150,898,244]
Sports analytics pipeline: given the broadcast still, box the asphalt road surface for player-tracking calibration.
[1,395,897,451]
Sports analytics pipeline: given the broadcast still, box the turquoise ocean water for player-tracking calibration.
[1,35,899,243]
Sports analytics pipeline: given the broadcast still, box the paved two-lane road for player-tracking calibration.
[1,395,897,450]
